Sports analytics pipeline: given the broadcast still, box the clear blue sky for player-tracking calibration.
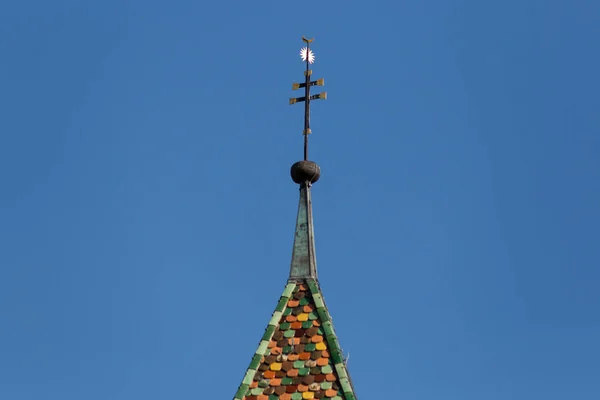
[1,1,599,399]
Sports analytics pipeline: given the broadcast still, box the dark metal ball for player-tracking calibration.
[291,161,321,184]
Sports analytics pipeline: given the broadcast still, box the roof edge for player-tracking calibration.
[233,282,297,400]
[306,278,359,400]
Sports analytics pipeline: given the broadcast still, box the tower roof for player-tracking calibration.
[233,38,358,400]
[233,280,357,400]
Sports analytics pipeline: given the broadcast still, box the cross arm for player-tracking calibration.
[289,92,327,105]
[292,78,325,90]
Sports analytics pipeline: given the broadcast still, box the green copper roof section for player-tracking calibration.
[289,185,318,279]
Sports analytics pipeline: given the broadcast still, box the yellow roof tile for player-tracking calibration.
[269,362,282,371]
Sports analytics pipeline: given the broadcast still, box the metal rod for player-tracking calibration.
[303,42,310,161]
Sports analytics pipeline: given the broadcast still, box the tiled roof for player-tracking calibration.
[233,279,357,400]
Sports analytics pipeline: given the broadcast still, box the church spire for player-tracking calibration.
[289,37,326,280]
[233,37,358,400]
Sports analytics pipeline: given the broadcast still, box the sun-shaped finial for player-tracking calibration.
[300,47,315,64]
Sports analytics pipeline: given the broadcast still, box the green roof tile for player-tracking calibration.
[284,330,296,338]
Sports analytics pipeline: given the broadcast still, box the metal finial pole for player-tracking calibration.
[289,37,326,161]
[304,40,311,160]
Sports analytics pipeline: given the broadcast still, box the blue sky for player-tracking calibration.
[1,1,599,399]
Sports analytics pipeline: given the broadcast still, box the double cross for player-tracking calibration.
[289,37,327,161]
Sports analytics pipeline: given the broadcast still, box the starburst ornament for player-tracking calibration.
[300,47,315,64]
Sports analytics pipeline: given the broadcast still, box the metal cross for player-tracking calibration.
[289,37,327,161]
